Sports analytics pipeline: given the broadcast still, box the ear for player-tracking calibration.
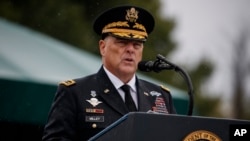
[99,40,105,56]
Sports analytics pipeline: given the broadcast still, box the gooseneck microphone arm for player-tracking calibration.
[138,54,194,116]
[156,54,194,116]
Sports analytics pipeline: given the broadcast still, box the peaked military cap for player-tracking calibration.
[93,5,155,42]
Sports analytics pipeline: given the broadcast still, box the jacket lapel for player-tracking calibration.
[96,67,129,115]
[95,67,155,114]
[136,78,154,112]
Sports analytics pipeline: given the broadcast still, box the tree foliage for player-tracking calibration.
[0,0,175,58]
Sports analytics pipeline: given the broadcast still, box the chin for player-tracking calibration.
[120,66,136,74]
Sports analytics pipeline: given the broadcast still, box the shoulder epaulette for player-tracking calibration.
[60,79,76,86]
[160,85,170,93]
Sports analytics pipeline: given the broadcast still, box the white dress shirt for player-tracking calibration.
[103,66,138,108]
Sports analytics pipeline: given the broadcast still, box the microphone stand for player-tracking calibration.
[156,54,194,116]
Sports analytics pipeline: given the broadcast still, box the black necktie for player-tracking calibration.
[120,85,137,112]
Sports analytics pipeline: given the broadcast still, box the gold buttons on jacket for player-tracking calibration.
[92,123,97,128]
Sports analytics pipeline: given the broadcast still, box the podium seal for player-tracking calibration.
[183,130,222,141]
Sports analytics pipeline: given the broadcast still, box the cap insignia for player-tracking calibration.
[126,7,138,22]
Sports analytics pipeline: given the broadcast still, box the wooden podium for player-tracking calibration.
[88,112,250,141]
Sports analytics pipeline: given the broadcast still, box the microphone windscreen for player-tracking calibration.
[138,61,152,72]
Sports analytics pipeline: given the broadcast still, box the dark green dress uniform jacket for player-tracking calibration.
[42,67,176,141]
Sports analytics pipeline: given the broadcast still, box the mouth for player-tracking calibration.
[123,58,134,63]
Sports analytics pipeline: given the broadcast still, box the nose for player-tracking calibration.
[127,43,134,49]
[125,42,137,51]
[124,45,135,55]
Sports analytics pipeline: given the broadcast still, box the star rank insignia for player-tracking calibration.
[59,79,75,86]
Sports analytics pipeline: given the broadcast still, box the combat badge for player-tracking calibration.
[86,98,102,107]
[86,90,102,107]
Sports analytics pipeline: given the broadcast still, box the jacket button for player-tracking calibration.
[92,123,97,128]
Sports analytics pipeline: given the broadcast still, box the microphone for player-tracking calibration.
[138,60,174,72]
[138,54,194,116]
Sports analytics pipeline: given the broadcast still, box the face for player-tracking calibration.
[99,36,144,82]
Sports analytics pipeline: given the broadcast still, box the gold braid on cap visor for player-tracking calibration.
[102,28,148,39]
[101,21,148,39]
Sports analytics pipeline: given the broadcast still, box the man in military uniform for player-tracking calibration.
[42,5,176,141]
